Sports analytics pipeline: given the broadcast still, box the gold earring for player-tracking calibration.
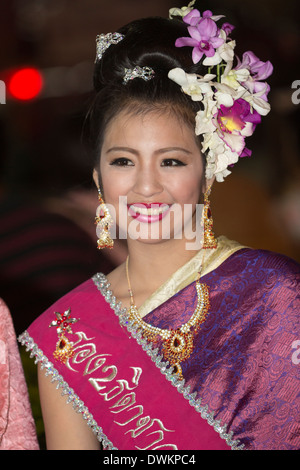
[95,189,114,249]
[202,186,217,249]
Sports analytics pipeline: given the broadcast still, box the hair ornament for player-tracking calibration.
[123,66,155,84]
[168,4,273,182]
[95,32,125,62]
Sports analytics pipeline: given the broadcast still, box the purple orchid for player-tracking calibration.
[234,51,273,102]
[221,22,235,37]
[182,8,202,26]
[183,9,225,25]
[216,98,261,157]
[217,98,261,132]
[176,17,224,64]
[236,51,273,80]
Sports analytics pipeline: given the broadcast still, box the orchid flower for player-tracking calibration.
[235,51,273,81]
[205,138,239,182]
[221,67,250,91]
[203,30,235,66]
[212,82,241,107]
[168,4,273,181]
[215,99,261,154]
[221,22,235,36]
[213,151,238,181]
[239,85,271,116]
[183,9,225,25]
[168,68,215,101]
[176,17,224,64]
[195,95,218,136]
[169,1,196,19]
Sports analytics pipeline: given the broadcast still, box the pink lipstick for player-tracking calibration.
[127,203,171,224]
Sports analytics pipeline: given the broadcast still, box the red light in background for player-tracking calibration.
[8,67,43,101]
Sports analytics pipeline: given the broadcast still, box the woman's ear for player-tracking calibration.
[93,169,100,189]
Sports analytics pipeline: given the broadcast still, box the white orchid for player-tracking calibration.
[169,1,196,19]
[221,67,250,91]
[168,68,215,101]
[239,85,271,116]
[195,96,217,136]
[206,156,233,181]
[205,137,239,181]
[212,82,238,107]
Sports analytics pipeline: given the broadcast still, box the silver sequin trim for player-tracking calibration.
[18,331,117,450]
[92,272,245,451]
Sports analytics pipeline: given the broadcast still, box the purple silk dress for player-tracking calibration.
[143,248,300,450]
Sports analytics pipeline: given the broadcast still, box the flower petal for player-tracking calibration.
[203,51,222,66]
[210,36,224,48]
[188,25,202,41]
[197,17,218,39]
[192,47,204,64]
[175,37,199,48]
[183,9,201,25]
[220,132,245,155]
[168,67,187,86]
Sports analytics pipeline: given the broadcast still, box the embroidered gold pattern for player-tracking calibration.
[66,331,177,450]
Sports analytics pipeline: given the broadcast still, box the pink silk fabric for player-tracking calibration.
[0,299,39,450]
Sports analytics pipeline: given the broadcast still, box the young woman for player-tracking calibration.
[19,4,300,450]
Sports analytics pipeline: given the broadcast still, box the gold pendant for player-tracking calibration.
[49,309,79,364]
[162,330,194,370]
[53,334,75,363]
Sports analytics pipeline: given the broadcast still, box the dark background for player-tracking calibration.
[0,0,299,335]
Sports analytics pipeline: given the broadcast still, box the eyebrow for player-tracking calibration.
[106,146,193,155]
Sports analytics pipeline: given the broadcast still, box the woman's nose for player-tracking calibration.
[132,167,164,197]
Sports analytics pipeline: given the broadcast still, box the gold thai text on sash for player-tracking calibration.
[66,331,178,450]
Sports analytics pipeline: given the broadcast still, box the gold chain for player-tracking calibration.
[125,256,210,379]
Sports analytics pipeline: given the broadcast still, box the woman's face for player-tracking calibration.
[95,108,205,247]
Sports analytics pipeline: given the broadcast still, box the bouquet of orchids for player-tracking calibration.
[168,2,273,182]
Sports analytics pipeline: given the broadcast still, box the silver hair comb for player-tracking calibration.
[123,66,155,84]
[95,32,124,62]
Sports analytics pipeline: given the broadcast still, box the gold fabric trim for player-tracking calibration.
[138,236,246,318]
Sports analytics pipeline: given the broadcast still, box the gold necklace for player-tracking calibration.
[125,256,210,379]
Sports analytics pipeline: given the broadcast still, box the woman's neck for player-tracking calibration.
[126,238,199,299]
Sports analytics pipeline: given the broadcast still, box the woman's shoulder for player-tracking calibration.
[218,245,299,311]
[209,242,299,306]
[229,245,300,276]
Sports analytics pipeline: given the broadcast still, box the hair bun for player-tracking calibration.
[93,17,203,91]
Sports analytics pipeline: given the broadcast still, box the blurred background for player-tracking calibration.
[0,0,299,448]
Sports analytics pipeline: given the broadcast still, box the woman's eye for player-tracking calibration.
[110,158,134,166]
[161,159,186,167]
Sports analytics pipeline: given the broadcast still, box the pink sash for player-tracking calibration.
[20,276,241,450]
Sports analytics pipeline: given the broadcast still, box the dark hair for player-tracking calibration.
[84,16,207,169]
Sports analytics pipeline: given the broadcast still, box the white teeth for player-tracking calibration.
[129,205,169,216]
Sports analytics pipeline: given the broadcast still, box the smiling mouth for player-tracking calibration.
[127,203,171,223]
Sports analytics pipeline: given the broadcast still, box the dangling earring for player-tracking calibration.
[95,188,114,249]
[202,185,217,249]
